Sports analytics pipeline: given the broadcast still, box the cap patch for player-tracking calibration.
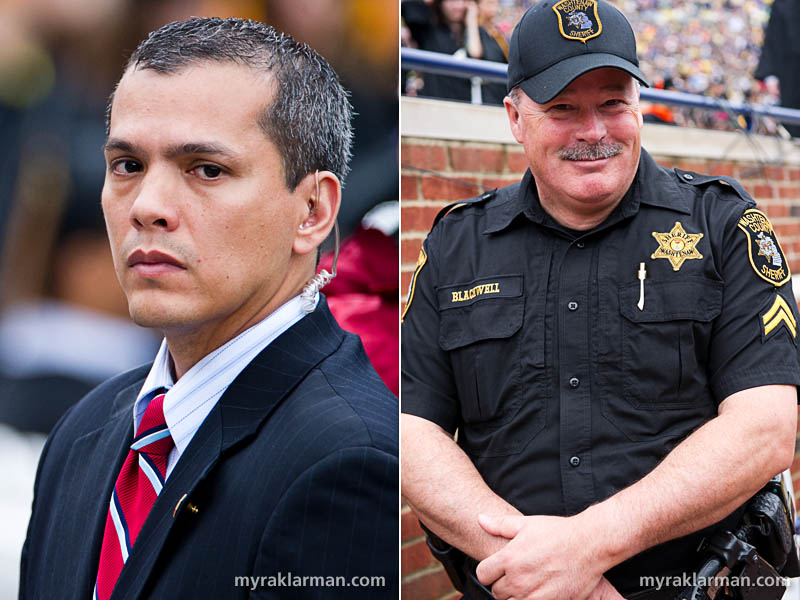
[552,0,602,44]
[737,209,791,286]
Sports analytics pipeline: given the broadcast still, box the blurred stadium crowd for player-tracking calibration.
[403,0,793,133]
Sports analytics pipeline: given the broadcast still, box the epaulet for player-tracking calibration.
[673,168,754,205]
[430,189,497,231]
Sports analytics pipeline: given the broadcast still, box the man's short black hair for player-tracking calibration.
[107,17,353,191]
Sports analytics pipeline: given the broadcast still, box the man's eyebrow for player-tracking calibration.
[555,83,629,101]
[103,138,141,155]
[102,139,241,160]
[599,84,629,92]
[163,142,241,159]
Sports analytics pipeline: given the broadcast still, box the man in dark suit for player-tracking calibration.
[20,17,398,600]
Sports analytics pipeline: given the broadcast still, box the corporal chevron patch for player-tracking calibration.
[761,294,797,341]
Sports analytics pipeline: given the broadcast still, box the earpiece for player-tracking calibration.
[299,192,318,230]
[300,169,339,314]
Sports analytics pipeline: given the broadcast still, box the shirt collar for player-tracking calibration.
[636,149,692,214]
[133,292,314,453]
[483,148,691,235]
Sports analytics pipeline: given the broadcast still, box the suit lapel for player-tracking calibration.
[69,380,140,597]
[112,299,345,599]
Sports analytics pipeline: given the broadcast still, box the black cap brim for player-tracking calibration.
[518,52,649,104]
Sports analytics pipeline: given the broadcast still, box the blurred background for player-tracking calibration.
[0,0,398,596]
[402,0,798,134]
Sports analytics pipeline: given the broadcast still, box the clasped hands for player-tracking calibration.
[475,514,625,600]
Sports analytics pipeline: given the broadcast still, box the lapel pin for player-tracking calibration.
[173,493,200,517]
[173,493,200,518]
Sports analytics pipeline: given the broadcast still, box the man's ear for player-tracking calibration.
[504,96,525,144]
[293,170,341,256]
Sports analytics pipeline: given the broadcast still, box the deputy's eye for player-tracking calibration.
[192,164,224,179]
[110,159,142,174]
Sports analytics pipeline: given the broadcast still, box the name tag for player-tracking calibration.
[438,275,523,309]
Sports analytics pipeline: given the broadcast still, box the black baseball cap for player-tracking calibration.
[507,0,649,103]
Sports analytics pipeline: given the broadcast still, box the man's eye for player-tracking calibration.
[604,99,623,107]
[551,104,572,111]
[110,159,142,174]
[193,164,223,179]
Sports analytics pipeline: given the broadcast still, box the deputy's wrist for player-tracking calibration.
[574,500,641,572]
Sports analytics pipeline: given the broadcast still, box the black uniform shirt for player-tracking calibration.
[401,149,800,594]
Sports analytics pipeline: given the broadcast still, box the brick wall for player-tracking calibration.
[400,99,800,600]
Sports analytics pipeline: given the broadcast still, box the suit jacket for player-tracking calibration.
[20,300,398,599]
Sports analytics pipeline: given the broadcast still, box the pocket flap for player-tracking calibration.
[438,275,524,350]
[619,277,723,323]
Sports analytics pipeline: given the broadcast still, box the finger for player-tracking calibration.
[606,583,626,600]
[487,574,510,600]
[475,553,504,586]
[597,577,625,600]
[478,513,525,538]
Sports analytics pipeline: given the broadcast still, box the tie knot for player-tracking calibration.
[131,393,173,456]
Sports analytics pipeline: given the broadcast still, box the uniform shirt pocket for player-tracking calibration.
[437,275,526,436]
[602,277,722,441]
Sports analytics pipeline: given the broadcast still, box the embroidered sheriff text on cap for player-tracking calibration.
[507,0,649,103]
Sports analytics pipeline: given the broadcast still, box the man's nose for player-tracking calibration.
[575,108,607,144]
[129,169,179,231]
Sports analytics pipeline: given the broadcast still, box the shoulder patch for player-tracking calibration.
[674,169,754,205]
[401,245,427,322]
[431,189,497,230]
[737,209,791,286]
[760,293,797,342]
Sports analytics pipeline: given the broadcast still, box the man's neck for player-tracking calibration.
[537,192,624,232]
[163,269,313,380]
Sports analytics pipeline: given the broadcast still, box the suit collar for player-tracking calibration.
[109,298,345,599]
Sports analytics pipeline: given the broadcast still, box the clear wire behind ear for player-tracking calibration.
[300,170,339,314]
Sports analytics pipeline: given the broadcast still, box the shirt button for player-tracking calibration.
[683,173,694,181]
[569,456,581,467]
[568,301,578,311]
[569,377,580,388]
[576,241,585,248]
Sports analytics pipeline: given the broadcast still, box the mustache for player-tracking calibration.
[558,142,622,161]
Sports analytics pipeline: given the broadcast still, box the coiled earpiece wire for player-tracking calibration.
[301,170,339,313]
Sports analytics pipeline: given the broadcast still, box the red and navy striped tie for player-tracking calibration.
[94,392,173,600]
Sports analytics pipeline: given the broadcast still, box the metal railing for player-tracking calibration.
[401,47,800,127]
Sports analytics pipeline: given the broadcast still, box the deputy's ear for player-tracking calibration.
[504,96,525,144]
[292,170,341,256]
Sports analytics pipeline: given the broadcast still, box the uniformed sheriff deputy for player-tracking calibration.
[400,1,800,599]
